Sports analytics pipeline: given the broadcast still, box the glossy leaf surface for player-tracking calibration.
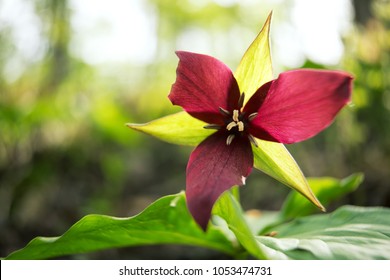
[5,193,236,260]
[213,191,268,259]
[257,206,390,260]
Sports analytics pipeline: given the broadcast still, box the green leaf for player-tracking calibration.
[5,193,236,260]
[245,210,280,237]
[234,12,273,102]
[127,111,213,146]
[213,191,268,260]
[281,173,364,219]
[257,206,390,259]
[252,139,325,212]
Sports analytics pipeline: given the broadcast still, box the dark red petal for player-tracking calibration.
[169,51,241,125]
[186,131,253,230]
[250,69,353,144]
[243,80,273,115]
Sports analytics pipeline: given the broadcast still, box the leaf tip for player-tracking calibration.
[170,191,185,207]
[302,185,326,213]
[267,10,273,20]
[126,123,141,130]
[264,11,273,31]
[312,196,326,213]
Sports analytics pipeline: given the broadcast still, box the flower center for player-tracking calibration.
[203,95,259,147]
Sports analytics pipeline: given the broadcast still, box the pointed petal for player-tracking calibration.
[252,137,325,212]
[127,111,213,146]
[243,80,272,115]
[234,12,273,103]
[186,132,253,230]
[240,81,277,142]
[169,51,241,124]
[250,69,353,143]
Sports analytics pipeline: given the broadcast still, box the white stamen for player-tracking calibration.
[238,93,245,108]
[241,176,247,185]
[248,134,258,147]
[204,124,221,130]
[237,121,244,132]
[226,121,237,131]
[219,107,231,117]
[226,134,235,145]
[232,110,239,122]
[248,112,258,121]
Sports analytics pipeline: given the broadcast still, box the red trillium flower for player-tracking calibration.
[168,51,352,230]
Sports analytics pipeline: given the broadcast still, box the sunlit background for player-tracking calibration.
[1,0,389,259]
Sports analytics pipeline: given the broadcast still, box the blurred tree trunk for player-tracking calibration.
[352,0,373,26]
[36,0,71,94]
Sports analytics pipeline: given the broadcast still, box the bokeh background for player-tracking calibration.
[1,0,389,259]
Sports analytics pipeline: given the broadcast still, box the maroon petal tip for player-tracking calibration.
[168,51,241,125]
[185,132,253,230]
[249,69,353,144]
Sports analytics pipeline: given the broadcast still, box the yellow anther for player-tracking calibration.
[232,110,240,122]
[237,121,244,132]
[226,121,237,131]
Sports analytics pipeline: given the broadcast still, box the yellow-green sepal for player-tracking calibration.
[252,139,325,212]
[234,12,324,212]
[235,12,273,102]
[127,111,213,146]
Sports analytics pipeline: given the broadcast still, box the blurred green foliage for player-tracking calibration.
[1,0,389,259]
[291,0,390,208]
